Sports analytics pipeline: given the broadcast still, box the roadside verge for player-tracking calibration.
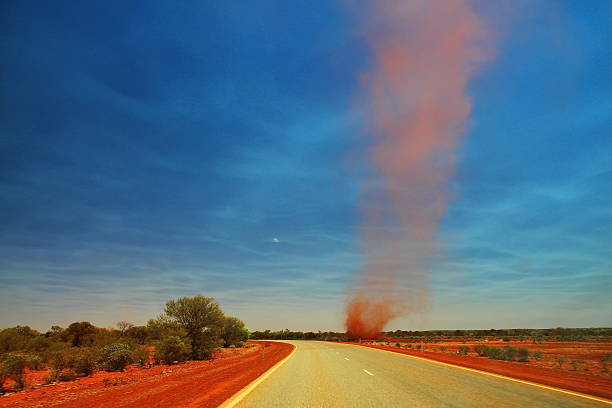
[219,341,297,408]
[343,342,612,403]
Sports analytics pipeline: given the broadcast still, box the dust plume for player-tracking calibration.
[345,0,493,339]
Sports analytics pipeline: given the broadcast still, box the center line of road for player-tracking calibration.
[363,369,374,376]
[344,357,350,361]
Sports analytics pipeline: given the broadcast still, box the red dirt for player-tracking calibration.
[345,342,612,400]
[0,341,293,408]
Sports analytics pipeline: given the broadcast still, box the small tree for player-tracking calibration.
[117,321,134,336]
[501,346,517,361]
[556,357,566,369]
[155,336,191,364]
[126,326,149,345]
[99,343,132,371]
[221,317,248,348]
[1,353,27,389]
[131,346,150,366]
[66,322,96,347]
[164,295,225,360]
[517,348,529,362]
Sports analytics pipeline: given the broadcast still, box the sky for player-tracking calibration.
[1,1,610,332]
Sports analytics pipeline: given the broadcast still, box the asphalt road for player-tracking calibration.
[234,341,610,408]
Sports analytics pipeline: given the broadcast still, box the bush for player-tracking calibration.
[517,348,529,362]
[458,346,469,356]
[1,353,27,389]
[221,317,249,348]
[601,353,612,373]
[44,368,60,384]
[51,348,97,377]
[395,343,401,348]
[99,343,132,372]
[25,354,44,370]
[500,346,517,361]
[73,349,97,375]
[473,345,485,357]
[555,357,566,369]
[531,351,543,361]
[570,360,586,371]
[131,346,150,366]
[483,346,501,360]
[155,336,191,365]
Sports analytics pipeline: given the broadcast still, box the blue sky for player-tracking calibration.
[1,1,610,331]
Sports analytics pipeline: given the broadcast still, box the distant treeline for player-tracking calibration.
[250,330,345,341]
[385,327,612,342]
[250,327,612,342]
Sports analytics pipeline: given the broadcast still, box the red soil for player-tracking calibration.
[345,342,612,400]
[0,341,293,408]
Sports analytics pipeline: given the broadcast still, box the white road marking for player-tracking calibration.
[344,357,350,361]
[219,343,297,408]
[346,343,612,406]
[363,369,374,376]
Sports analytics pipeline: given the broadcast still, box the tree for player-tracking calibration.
[99,343,132,371]
[155,336,191,364]
[0,353,27,389]
[146,315,186,340]
[116,321,134,336]
[66,322,96,347]
[221,317,249,347]
[164,295,225,360]
[126,326,149,345]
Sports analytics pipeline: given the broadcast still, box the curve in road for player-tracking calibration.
[233,340,611,408]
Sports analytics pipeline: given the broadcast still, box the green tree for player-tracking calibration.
[99,343,132,371]
[0,353,27,389]
[66,322,96,347]
[155,336,191,364]
[146,315,186,340]
[116,321,134,336]
[164,295,225,360]
[221,317,249,348]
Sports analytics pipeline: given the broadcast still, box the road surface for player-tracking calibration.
[234,341,610,408]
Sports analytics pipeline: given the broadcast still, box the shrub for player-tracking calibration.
[58,369,77,382]
[500,346,517,361]
[483,346,501,360]
[99,343,132,371]
[555,357,566,369]
[570,360,586,371]
[458,346,469,356]
[395,343,401,348]
[73,349,97,375]
[517,348,529,362]
[44,368,60,384]
[473,345,486,357]
[155,336,191,365]
[51,348,97,376]
[131,346,150,366]
[406,344,412,349]
[601,353,612,373]
[439,346,447,353]
[1,353,27,389]
[531,351,543,361]
[25,354,44,370]
[221,317,249,348]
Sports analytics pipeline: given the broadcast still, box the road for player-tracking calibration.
[234,341,610,408]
